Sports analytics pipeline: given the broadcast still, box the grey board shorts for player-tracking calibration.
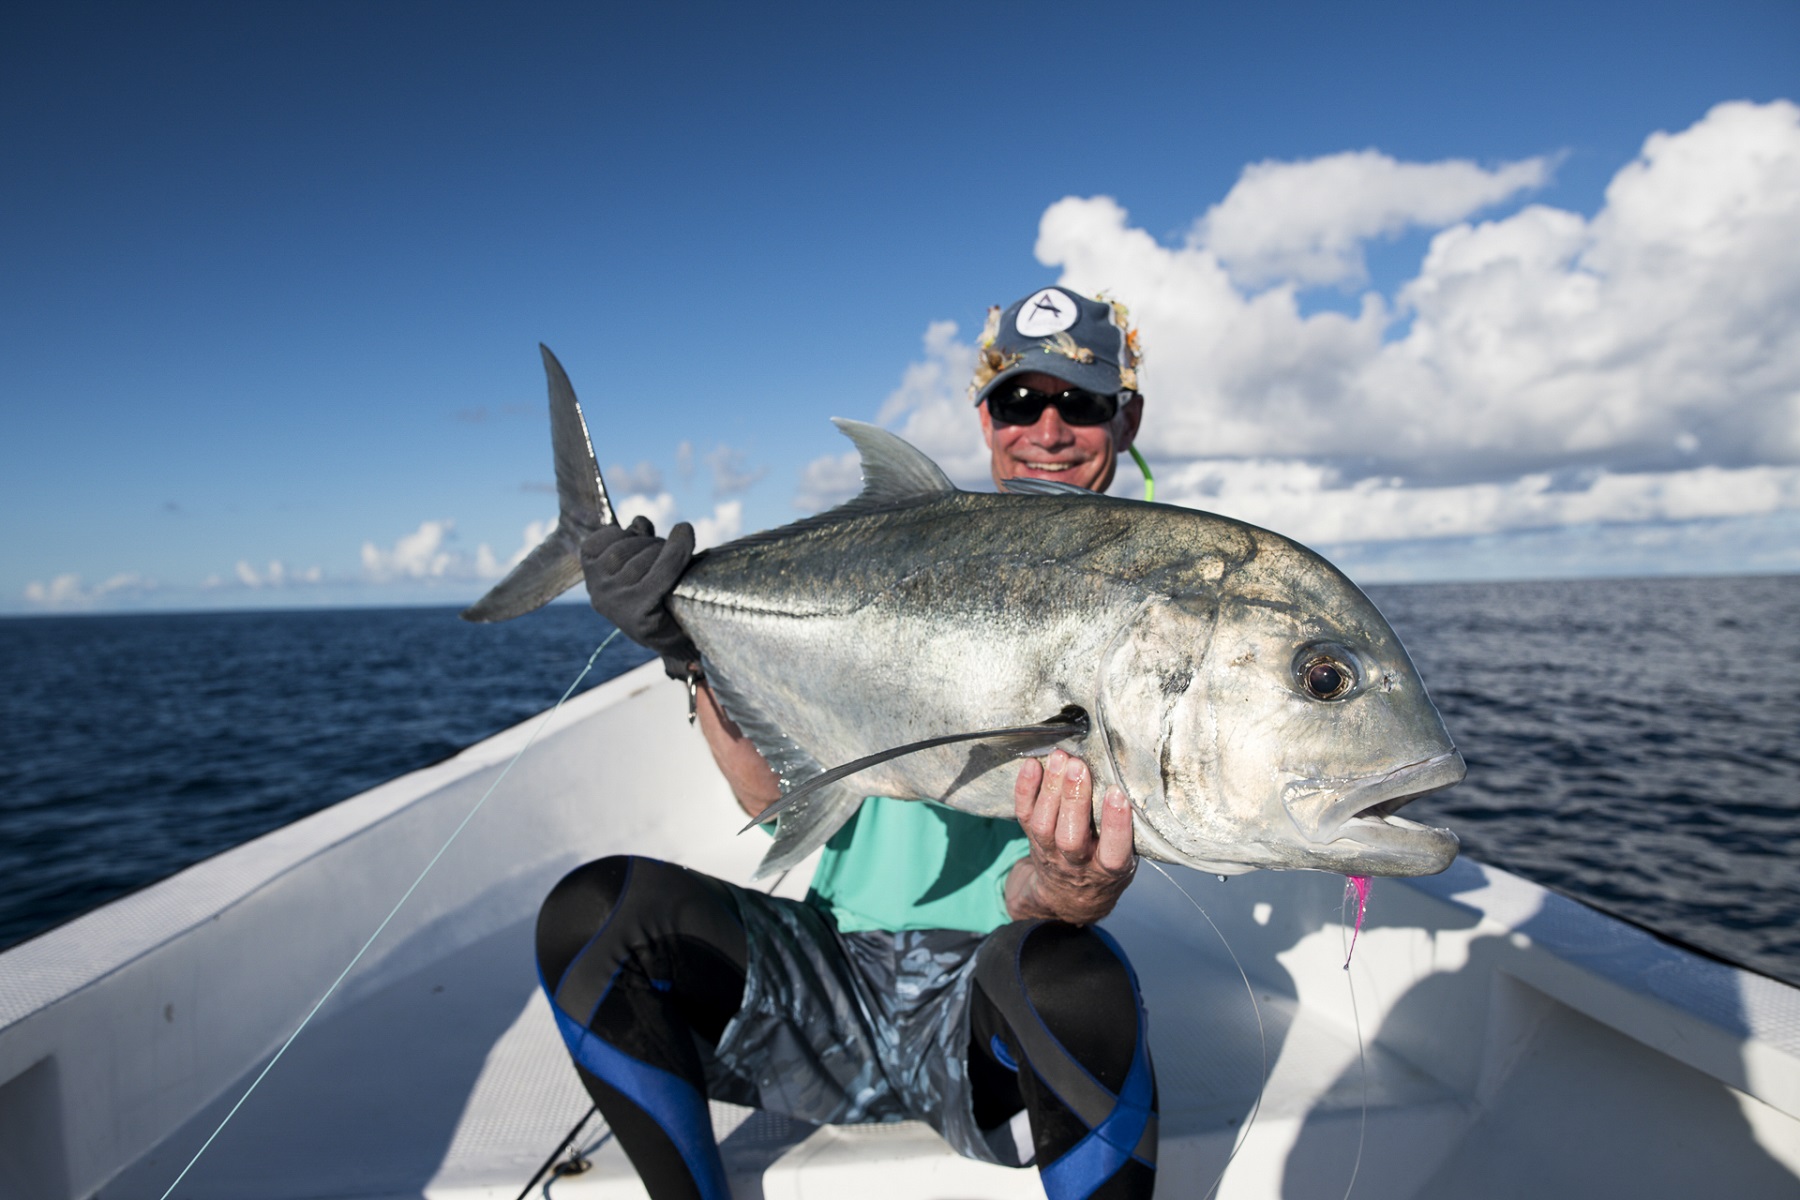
[701,880,1010,1165]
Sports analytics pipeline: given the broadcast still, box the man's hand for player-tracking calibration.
[1005,749,1137,924]
[580,516,700,677]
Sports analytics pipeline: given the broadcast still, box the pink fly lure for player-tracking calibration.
[1342,875,1371,969]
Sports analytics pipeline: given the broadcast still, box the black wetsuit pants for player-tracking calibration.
[536,855,1157,1200]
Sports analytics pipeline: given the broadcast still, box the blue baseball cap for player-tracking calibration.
[969,286,1142,405]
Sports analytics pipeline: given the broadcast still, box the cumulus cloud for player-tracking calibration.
[792,320,990,512]
[1051,101,1800,482]
[607,492,743,549]
[795,449,863,513]
[364,517,575,587]
[476,518,554,579]
[23,572,157,610]
[1156,459,1800,546]
[793,102,1800,560]
[614,491,678,530]
[871,321,989,482]
[361,519,460,582]
[607,460,664,495]
[230,559,324,588]
[706,445,768,497]
[692,501,743,548]
[1195,150,1553,288]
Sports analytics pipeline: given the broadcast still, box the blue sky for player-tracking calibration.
[4,0,1797,613]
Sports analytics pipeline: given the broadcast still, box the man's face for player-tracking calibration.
[980,371,1145,494]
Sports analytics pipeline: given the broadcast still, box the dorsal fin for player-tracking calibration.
[711,421,960,554]
[831,419,957,509]
[999,476,1098,498]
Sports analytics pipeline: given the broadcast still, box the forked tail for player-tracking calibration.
[461,345,617,623]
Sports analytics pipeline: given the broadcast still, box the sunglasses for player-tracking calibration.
[985,384,1122,427]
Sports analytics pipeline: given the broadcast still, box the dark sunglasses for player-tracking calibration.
[985,384,1122,427]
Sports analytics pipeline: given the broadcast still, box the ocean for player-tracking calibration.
[1,574,1795,987]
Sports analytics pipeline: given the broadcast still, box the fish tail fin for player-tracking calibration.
[461,345,616,622]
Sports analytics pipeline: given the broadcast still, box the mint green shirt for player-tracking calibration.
[804,795,1030,933]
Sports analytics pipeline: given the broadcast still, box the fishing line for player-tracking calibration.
[540,1128,614,1198]
[1338,881,1371,1200]
[517,783,798,1196]
[517,1105,600,1200]
[1145,860,1267,1200]
[157,630,622,1200]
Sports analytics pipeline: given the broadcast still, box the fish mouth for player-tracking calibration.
[1312,812,1462,877]
[1283,750,1466,849]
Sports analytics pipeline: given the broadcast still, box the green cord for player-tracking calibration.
[1129,445,1155,502]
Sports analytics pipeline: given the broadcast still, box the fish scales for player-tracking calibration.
[675,493,1133,821]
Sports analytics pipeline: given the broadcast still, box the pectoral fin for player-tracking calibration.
[742,706,1090,834]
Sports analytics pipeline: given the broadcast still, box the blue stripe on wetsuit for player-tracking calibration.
[542,978,730,1200]
[1036,926,1155,1200]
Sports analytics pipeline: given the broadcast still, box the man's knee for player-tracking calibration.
[976,920,1144,1089]
[536,855,746,1008]
[978,920,1139,1007]
[537,854,638,985]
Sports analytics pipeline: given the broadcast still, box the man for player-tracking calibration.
[536,286,1156,1200]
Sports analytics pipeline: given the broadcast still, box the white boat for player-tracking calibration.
[3,660,1798,1199]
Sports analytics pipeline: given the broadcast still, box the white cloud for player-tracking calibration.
[706,444,768,497]
[1195,150,1553,288]
[608,493,742,548]
[1156,459,1800,546]
[354,505,723,595]
[607,460,664,495]
[1047,100,1800,482]
[872,319,989,486]
[795,102,1800,563]
[614,491,678,530]
[361,519,460,582]
[795,449,862,513]
[231,559,320,588]
[23,572,157,610]
[692,501,743,548]
[476,518,555,579]
[793,320,989,512]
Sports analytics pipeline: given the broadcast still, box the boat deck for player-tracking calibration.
[101,870,1461,1200]
[7,664,1795,1200]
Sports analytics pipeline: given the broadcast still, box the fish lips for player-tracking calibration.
[1281,750,1466,875]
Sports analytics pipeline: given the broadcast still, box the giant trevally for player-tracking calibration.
[466,347,1463,880]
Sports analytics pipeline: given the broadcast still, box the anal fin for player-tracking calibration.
[755,786,865,880]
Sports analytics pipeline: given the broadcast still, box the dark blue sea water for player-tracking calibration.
[2,576,1796,988]
[0,606,653,950]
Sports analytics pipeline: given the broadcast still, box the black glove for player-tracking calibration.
[580,516,701,679]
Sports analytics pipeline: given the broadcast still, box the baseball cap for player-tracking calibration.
[969,286,1142,405]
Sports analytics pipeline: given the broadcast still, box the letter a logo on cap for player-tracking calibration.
[1015,288,1078,337]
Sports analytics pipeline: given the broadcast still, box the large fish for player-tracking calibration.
[467,347,1463,880]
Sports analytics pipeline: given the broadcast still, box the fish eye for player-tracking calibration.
[1294,645,1359,701]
